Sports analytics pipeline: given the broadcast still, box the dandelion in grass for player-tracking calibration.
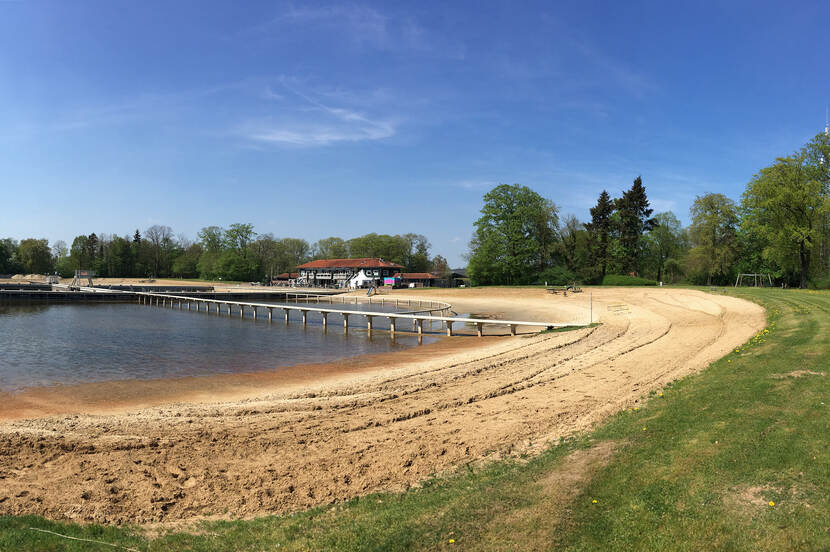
[449,539,455,544]
[769,501,775,507]
[642,427,647,431]
[592,499,598,504]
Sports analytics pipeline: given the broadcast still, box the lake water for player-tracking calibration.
[0,302,437,392]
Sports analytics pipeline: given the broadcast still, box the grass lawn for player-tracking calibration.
[3,288,829,551]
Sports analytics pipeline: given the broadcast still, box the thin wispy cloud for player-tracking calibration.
[240,80,397,146]
[277,4,390,49]
[244,2,463,58]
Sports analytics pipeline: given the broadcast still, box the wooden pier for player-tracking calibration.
[134,291,584,337]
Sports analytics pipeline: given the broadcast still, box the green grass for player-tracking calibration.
[539,322,601,334]
[4,288,830,551]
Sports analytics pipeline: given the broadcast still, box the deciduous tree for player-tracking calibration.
[742,136,830,288]
[467,184,559,285]
[688,193,739,285]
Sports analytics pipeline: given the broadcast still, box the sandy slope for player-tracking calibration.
[0,287,764,524]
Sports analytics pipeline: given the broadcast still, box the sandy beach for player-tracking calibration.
[0,287,764,525]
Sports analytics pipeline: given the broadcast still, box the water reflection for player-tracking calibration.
[0,303,438,392]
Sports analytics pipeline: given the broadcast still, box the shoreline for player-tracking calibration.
[0,287,571,421]
[0,332,493,421]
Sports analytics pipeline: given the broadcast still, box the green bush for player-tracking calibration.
[537,265,577,286]
[810,275,830,289]
[601,274,657,286]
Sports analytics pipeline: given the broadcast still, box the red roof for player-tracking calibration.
[297,258,404,269]
[274,272,298,279]
[395,272,439,280]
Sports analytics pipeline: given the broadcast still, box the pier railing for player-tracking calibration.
[277,292,452,315]
[135,291,586,337]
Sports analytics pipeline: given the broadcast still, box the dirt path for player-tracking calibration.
[0,288,764,524]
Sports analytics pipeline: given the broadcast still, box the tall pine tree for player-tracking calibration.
[585,190,614,280]
[616,177,656,274]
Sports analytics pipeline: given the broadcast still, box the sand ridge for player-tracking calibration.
[0,287,765,524]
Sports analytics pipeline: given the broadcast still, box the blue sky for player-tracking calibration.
[1,0,829,266]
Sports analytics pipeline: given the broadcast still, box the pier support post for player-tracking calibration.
[343,313,349,332]
[268,307,273,322]
[476,323,483,337]
[367,315,373,333]
[215,303,220,314]
[188,301,191,311]
[510,324,517,336]
[179,301,183,310]
[446,321,453,337]
[284,309,290,323]
[253,306,257,320]
[227,303,231,315]
[301,310,308,326]
[417,319,423,335]
[390,317,396,335]
[322,312,328,330]
[240,305,244,318]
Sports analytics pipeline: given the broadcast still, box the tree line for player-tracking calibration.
[468,131,830,288]
[0,226,450,282]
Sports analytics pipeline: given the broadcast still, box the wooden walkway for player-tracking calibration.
[135,291,583,337]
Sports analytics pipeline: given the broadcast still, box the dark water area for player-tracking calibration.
[0,303,437,392]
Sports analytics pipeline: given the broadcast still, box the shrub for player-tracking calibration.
[601,274,657,286]
[537,266,577,286]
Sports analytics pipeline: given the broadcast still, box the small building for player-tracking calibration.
[448,269,470,288]
[394,272,440,288]
[296,258,404,288]
[270,272,299,286]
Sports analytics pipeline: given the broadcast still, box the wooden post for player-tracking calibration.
[322,312,328,330]
[510,324,517,336]
[268,307,273,322]
[188,301,191,311]
[343,313,349,332]
[367,315,373,333]
[476,323,483,337]
[284,309,290,323]
[417,319,423,335]
[239,304,244,318]
[253,306,257,320]
[446,321,453,337]
[302,310,308,327]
